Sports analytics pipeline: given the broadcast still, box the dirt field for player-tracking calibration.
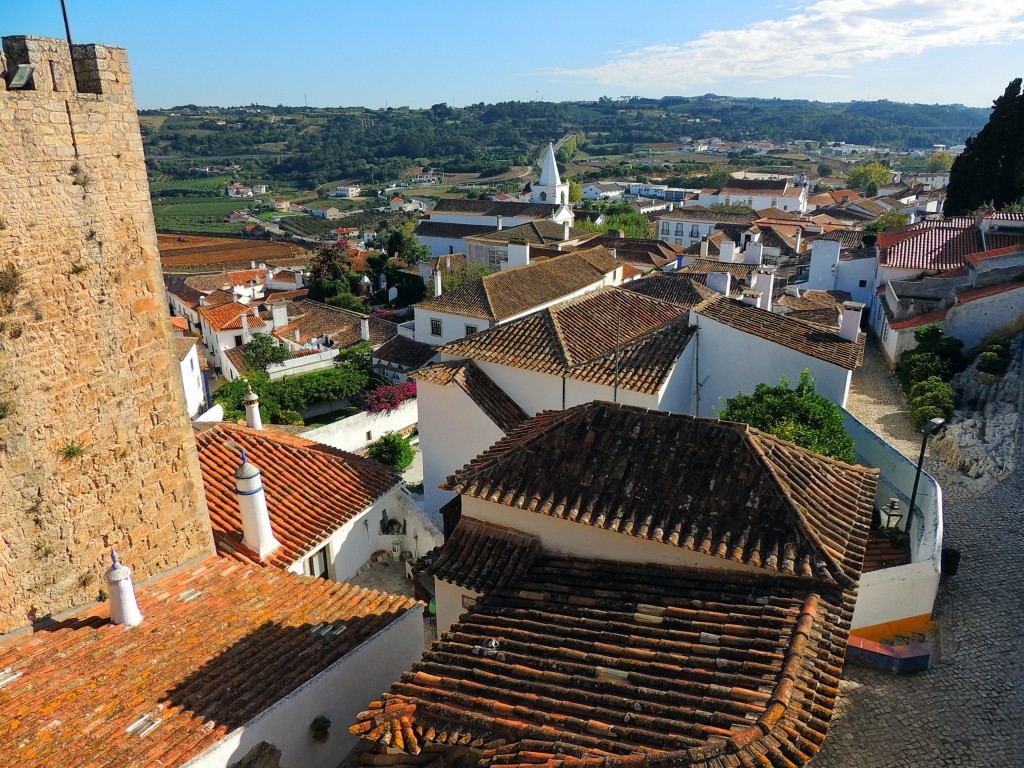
[158,234,312,271]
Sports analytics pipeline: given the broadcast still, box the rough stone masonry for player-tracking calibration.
[0,36,214,634]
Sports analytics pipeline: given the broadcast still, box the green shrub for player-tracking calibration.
[366,432,415,470]
[976,350,1009,375]
[276,409,304,426]
[911,404,949,431]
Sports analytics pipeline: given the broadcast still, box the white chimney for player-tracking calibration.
[720,240,736,263]
[506,240,530,269]
[742,290,762,308]
[699,237,709,259]
[250,260,256,269]
[236,450,281,560]
[199,295,208,307]
[266,268,274,284]
[361,316,370,342]
[445,252,451,269]
[271,302,288,329]
[433,270,442,297]
[294,328,301,342]
[105,550,143,628]
[744,242,764,266]
[496,215,503,231]
[240,312,249,342]
[562,221,570,240]
[752,269,775,312]
[244,382,263,430]
[840,301,865,342]
[706,271,732,297]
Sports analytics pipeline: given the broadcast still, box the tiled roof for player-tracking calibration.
[264,287,309,303]
[417,517,539,592]
[774,289,850,326]
[413,360,529,433]
[696,297,865,370]
[414,249,620,322]
[812,229,866,248]
[373,335,438,370]
[431,199,564,218]
[414,221,497,241]
[719,178,789,194]
[184,268,267,293]
[172,335,198,362]
[198,302,267,332]
[429,252,469,274]
[273,299,396,347]
[351,556,854,768]
[196,423,401,567]
[167,282,205,310]
[878,218,1024,271]
[679,258,758,280]
[444,402,875,587]
[624,274,718,308]
[572,236,685,268]
[223,345,248,374]
[466,220,592,245]
[888,279,1024,330]
[660,206,757,224]
[171,316,189,331]
[439,288,693,395]
[0,556,417,768]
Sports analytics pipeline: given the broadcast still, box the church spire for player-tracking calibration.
[538,142,561,187]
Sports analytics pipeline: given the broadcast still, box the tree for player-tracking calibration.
[568,179,583,203]
[242,333,290,372]
[925,150,953,173]
[386,229,431,263]
[440,262,494,294]
[716,370,856,463]
[864,210,910,233]
[817,163,834,177]
[366,432,415,470]
[945,78,1024,216]
[846,162,891,192]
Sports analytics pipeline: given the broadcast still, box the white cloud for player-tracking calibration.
[543,1,1024,90]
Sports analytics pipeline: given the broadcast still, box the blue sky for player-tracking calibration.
[6,1,1023,109]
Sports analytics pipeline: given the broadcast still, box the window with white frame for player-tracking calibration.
[307,546,329,580]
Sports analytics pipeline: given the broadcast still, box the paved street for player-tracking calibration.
[818,340,1024,767]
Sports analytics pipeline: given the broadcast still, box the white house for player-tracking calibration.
[581,181,627,200]
[681,177,808,213]
[656,207,757,248]
[463,220,595,269]
[412,247,624,346]
[414,198,574,258]
[307,205,343,219]
[335,185,361,197]
[174,336,206,417]
[196,420,442,582]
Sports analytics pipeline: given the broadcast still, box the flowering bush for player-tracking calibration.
[362,381,416,413]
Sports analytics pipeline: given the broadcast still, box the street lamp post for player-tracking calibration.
[907,417,945,535]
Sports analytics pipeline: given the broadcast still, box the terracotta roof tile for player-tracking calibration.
[678,258,758,280]
[418,518,540,592]
[878,218,1024,271]
[624,274,718,308]
[171,316,189,331]
[466,221,593,245]
[415,249,621,322]
[184,268,267,293]
[414,221,498,240]
[195,423,401,567]
[566,237,684,268]
[0,556,417,768]
[696,297,865,370]
[432,199,566,218]
[413,360,529,433]
[198,302,267,332]
[172,335,198,361]
[373,335,438,370]
[444,402,876,587]
[273,299,396,347]
[774,289,851,326]
[439,288,692,395]
[351,555,853,768]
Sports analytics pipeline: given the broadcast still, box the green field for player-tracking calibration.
[150,176,231,193]
[279,215,344,239]
[152,197,247,235]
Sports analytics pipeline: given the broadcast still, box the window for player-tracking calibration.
[690,225,699,238]
[661,222,670,236]
[675,223,684,236]
[234,335,243,347]
[539,191,547,201]
[771,199,777,208]
[189,357,195,371]
[430,318,443,337]
[675,238,684,245]
[859,279,868,288]
[465,324,478,335]
[307,546,329,580]
[366,430,372,441]
[882,319,890,342]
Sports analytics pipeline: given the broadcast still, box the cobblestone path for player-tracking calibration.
[818,340,1024,766]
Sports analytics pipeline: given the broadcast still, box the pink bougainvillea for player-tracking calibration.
[362,381,416,413]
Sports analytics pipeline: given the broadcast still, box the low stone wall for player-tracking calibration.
[301,398,418,454]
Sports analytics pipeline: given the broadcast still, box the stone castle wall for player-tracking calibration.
[0,36,214,633]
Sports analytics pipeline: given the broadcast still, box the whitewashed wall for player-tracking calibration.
[418,379,507,516]
[694,315,853,417]
[944,285,1024,351]
[435,579,481,634]
[302,399,418,454]
[182,605,424,768]
[179,344,206,417]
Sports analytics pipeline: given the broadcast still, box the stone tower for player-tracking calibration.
[530,142,569,206]
[0,36,214,634]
